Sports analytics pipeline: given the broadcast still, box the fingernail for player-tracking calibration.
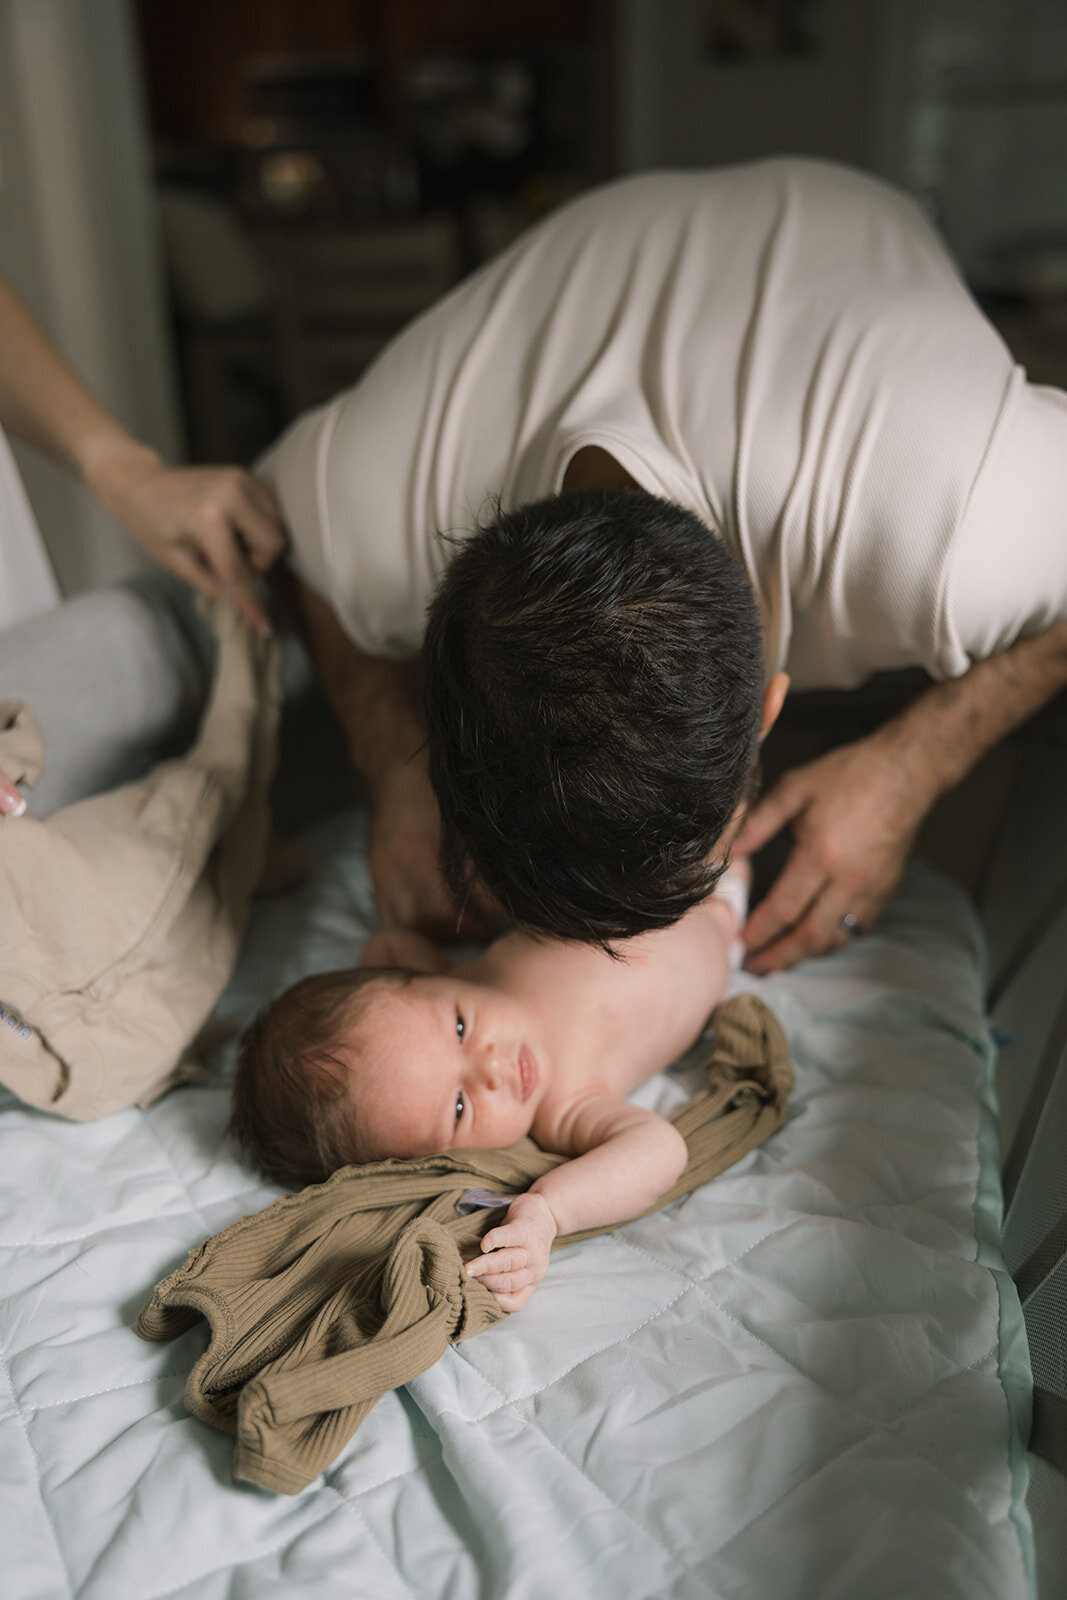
[1,792,26,817]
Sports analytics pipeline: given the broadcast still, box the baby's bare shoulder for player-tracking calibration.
[532,1087,653,1157]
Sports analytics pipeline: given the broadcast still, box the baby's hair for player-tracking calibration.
[229,964,416,1188]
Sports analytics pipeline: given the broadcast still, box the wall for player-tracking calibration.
[613,0,912,181]
[901,0,1067,285]
[0,0,182,596]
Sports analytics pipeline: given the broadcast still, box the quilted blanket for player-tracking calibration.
[0,807,1034,1600]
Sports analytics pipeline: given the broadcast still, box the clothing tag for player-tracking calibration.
[0,1002,34,1042]
[455,1188,514,1216]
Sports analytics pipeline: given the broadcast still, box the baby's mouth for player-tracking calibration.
[518,1043,539,1102]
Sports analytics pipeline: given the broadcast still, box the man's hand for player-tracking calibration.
[738,623,1067,972]
[465,1191,558,1313]
[284,573,501,941]
[369,744,501,941]
[359,926,451,973]
[734,729,929,972]
[85,445,287,636]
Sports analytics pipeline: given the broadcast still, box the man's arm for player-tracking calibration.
[464,1099,688,1312]
[282,570,492,936]
[359,927,452,972]
[737,620,1067,970]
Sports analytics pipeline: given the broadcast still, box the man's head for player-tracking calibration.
[230,964,543,1186]
[422,488,769,946]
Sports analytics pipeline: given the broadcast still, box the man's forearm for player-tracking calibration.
[281,570,424,791]
[875,621,1067,802]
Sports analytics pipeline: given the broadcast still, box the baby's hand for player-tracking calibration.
[465,1191,558,1313]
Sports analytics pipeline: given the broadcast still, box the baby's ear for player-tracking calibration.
[359,929,452,973]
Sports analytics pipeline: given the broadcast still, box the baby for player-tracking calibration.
[231,869,748,1312]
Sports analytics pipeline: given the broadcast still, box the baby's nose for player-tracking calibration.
[481,1046,502,1091]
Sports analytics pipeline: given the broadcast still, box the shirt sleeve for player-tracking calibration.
[254,334,447,661]
[939,376,1067,671]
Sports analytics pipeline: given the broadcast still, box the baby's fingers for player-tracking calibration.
[487,1283,536,1313]
[473,1265,533,1296]
[478,1222,526,1255]
[466,1245,527,1280]
[471,1262,537,1311]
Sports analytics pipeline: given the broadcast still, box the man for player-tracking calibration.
[258,158,1067,970]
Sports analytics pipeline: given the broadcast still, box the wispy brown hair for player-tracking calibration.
[229,965,415,1188]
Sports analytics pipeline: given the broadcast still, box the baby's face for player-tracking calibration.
[341,975,545,1160]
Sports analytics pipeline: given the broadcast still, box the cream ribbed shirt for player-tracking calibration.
[259,159,1067,689]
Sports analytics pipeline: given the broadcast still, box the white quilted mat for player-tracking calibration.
[0,810,1034,1600]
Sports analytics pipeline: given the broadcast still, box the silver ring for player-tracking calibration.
[839,913,863,937]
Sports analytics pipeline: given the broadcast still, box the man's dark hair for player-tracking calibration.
[422,488,765,946]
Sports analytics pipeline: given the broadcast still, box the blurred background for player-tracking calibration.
[1,0,1066,596]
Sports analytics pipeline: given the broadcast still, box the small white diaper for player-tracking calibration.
[713,866,750,971]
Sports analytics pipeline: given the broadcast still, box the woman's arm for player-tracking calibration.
[0,275,285,633]
[465,1099,688,1312]
[738,620,1067,970]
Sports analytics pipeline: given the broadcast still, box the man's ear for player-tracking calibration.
[760,672,790,741]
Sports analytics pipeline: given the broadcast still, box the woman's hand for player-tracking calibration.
[0,274,284,633]
[84,443,287,635]
[0,769,26,816]
[734,728,932,972]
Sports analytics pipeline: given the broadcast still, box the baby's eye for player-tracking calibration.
[454,1089,465,1124]
[456,1010,466,1043]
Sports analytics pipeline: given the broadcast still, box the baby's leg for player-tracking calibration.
[0,573,214,815]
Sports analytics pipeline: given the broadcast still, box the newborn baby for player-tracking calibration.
[231,870,747,1310]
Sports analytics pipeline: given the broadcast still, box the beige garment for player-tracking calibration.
[0,600,280,1120]
[138,992,793,1495]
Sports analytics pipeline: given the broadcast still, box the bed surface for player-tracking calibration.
[0,808,1034,1599]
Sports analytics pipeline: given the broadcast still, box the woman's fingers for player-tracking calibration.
[0,769,26,816]
[91,450,287,636]
[189,514,273,635]
[228,477,288,571]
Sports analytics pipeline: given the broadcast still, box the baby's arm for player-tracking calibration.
[465,1098,687,1312]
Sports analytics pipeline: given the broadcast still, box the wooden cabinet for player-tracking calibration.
[256,216,460,412]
